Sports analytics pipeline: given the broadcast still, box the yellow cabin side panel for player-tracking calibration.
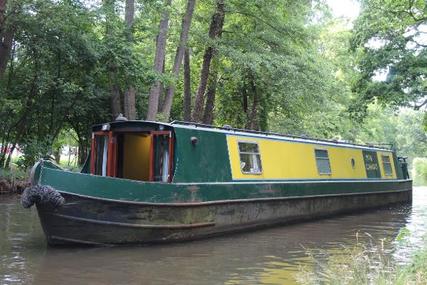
[328,148,366,179]
[123,134,151,180]
[227,135,367,180]
[377,151,397,179]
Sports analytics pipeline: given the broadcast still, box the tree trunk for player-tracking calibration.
[124,0,134,40]
[123,0,137,120]
[246,74,259,130]
[192,0,225,122]
[161,0,196,120]
[104,0,122,119]
[146,0,172,121]
[77,138,88,166]
[0,0,5,29]
[242,89,248,118]
[0,142,7,168]
[4,143,15,169]
[53,147,61,164]
[202,59,219,125]
[124,87,136,120]
[0,0,14,78]
[110,78,122,119]
[183,48,192,121]
[202,75,218,125]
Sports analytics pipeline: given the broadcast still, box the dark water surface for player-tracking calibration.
[1,187,426,285]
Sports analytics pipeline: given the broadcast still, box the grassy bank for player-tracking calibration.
[296,232,427,284]
[0,167,29,194]
[0,159,81,194]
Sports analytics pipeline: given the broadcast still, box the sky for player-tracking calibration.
[326,0,361,21]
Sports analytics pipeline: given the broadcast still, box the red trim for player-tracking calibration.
[91,131,109,176]
[91,130,174,181]
[107,132,115,177]
[90,136,96,174]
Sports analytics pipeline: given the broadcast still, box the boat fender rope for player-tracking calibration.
[21,185,65,209]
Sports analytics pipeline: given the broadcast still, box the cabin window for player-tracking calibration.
[238,142,262,174]
[382,155,393,176]
[315,149,331,175]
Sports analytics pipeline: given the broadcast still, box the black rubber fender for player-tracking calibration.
[21,185,65,208]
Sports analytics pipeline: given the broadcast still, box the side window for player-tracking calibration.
[238,142,262,174]
[315,149,331,175]
[382,155,393,176]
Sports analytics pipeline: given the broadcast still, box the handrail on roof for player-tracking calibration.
[170,120,393,150]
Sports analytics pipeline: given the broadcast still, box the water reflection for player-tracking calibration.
[0,187,426,285]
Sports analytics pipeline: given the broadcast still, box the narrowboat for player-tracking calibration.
[24,119,412,246]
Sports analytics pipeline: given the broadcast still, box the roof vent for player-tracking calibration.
[115,113,128,121]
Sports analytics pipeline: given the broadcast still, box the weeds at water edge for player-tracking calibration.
[295,231,427,285]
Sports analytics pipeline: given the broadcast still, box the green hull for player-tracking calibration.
[32,161,412,245]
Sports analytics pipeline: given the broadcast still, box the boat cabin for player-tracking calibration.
[90,121,174,182]
[87,120,408,183]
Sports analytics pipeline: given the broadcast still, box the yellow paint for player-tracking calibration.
[122,134,151,181]
[227,135,394,180]
[377,151,397,179]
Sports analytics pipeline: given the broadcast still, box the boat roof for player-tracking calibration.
[92,120,393,152]
[171,121,393,152]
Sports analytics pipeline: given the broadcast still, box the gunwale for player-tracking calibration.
[50,188,411,207]
[37,164,411,204]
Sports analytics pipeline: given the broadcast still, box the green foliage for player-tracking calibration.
[0,167,27,181]
[16,137,52,169]
[0,0,425,171]
[351,0,427,118]
[413,158,427,186]
[355,107,427,164]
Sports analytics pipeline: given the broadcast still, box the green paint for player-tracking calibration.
[392,152,404,179]
[363,150,381,178]
[172,127,232,183]
[37,162,411,204]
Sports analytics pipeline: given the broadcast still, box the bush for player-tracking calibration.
[413,158,427,186]
[0,167,29,194]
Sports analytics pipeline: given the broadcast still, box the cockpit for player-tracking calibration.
[89,121,174,182]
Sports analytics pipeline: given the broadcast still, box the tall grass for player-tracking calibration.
[296,232,427,285]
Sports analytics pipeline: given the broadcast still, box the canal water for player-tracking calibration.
[1,187,426,285]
